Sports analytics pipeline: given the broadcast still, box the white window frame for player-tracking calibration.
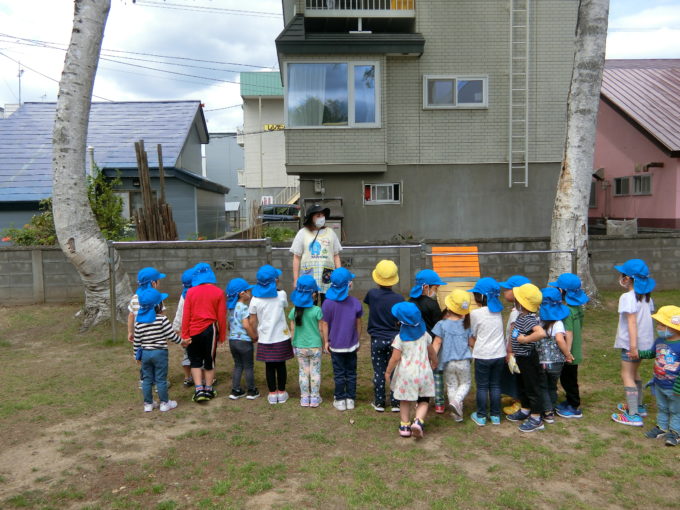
[632,174,652,196]
[422,75,488,109]
[613,176,630,197]
[284,60,381,129]
[363,182,402,205]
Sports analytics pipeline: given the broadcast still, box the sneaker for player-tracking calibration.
[503,401,521,416]
[143,402,155,412]
[300,396,310,407]
[391,405,401,413]
[203,388,216,400]
[449,402,461,420]
[617,403,647,418]
[399,423,412,438]
[506,409,530,422]
[159,400,178,412]
[333,399,347,411]
[229,389,246,400]
[193,390,209,402]
[267,393,278,405]
[471,412,486,427]
[644,426,667,439]
[611,412,644,427]
[556,404,583,419]
[310,396,322,408]
[519,416,545,432]
[346,399,355,410]
[371,401,386,412]
[542,412,555,424]
[490,415,501,426]
[183,378,194,387]
[665,431,678,447]
[411,418,425,438]
[246,389,260,400]
[556,401,568,411]
[277,391,289,404]
[451,399,463,418]
[435,404,445,414]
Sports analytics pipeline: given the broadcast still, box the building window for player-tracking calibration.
[364,182,401,205]
[423,75,488,109]
[589,180,597,208]
[613,177,629,196]
[633,174,652,195]
[286,62,379,128]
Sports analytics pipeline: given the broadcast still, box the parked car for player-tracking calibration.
[258,204,301,222]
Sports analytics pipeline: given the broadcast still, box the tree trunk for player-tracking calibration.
[52,0,132,331]
[549,0,609,300]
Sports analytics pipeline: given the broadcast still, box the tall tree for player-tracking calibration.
[52,0,132,331]
[549,0,610,297]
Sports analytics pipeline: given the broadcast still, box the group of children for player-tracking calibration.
[128,257,680,446]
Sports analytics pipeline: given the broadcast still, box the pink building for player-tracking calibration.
[590,60,680,228]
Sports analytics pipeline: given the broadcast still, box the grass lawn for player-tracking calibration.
[1,290,680,509]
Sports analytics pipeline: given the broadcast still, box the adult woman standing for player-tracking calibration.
[290,204,342,303]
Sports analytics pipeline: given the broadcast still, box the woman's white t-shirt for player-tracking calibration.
[248,290,290,344]
[614,290,654,350]
[470,306,506,359]
[290,227,342,293]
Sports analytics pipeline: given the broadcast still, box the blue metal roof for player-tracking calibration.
[0,101,208,202]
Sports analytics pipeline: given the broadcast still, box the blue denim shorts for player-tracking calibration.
[620,348,641,363]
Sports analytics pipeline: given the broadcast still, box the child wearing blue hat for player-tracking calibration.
[249,264,293,405]
[409,269,445,336]
[134,287,182,413]
[173,267,197,387]
[611,259,656,427]
[549,273,589,419]
[537,288,574,423]
[289,275,324,408]
[226,277,258,400]
[385,302,437,438]
[321,267,363,411]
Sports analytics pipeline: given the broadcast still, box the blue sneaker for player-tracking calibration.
[518,416,545,432]
[471,412,486,426]
[490,415,501,426]
[506,409,530,422]
[556,401,568,411]
[617,403,647,418]
[556,404,583,419]
[611,412,644,427]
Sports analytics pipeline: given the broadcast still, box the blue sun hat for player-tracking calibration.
[539,287,570,321]
[409,269,446,298]
[226,278,254,310]
[392,301,426,341]
[499,275,531,290]
[137,267,166,289]
[614,259,656,294]
[548,273,589,306]
[291,275,319,308]
[136,287,169,324]
[326,267,355,302]
[181,267,195,299]
[192,262,217,286]
[470,277,503,313]
[253,264,282,298]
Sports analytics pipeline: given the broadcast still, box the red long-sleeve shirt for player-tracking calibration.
[181,283,227,343]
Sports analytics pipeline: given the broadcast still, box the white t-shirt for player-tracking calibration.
[172,295,184,333]
[248,290,290,344]
[470,307,506,359]
[290,227,342,292]
[614,290,655,350]
[505,308,520,344]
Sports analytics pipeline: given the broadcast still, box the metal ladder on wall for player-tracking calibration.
[508,0,530,187]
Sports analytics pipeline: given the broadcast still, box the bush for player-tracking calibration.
[263,226,296,242]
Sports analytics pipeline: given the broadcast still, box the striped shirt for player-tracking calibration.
[511,313,539,357]
[134,316,182,351]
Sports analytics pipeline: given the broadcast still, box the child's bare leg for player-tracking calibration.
[415,401,429,421]
[182,366,191,379]
[191,367,203,386]
[400,401,413,423]
[203,369,215,387]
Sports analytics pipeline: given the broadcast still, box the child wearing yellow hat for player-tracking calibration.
[639,306,680,446]
[364,260,405,412]
[431,289,473,420]
[505,283,547,432]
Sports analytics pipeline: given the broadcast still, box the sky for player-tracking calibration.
[0,0,678,132]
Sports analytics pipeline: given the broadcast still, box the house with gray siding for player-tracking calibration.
[276,0,578,241]
[0,101,228,240]
[205,132,245,230]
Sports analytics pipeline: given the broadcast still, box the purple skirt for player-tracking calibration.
[256,339,294,362]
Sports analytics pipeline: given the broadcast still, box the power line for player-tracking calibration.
[133,0,281,18]
[204,104,242,112]
[100,56,241,85]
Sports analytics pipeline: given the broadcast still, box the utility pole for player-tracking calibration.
[17,62,24,104]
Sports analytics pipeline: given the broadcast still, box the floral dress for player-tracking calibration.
[390,333,435,401]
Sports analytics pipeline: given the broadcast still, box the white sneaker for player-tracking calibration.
[346,399,355,410]
[159,400,178,412]
[333,399,347,411]
[143,403,154,412]
[268,393,278,405]
[277,391,289,404]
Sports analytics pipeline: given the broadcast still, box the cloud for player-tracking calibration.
[606,28,680,58]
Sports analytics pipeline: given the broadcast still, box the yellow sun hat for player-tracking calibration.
[445,289,471,315]
[651,305,680,332]
[513,283,543,313]
[372,260,399,287]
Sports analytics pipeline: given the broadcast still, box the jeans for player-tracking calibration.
[540,362,564,411]
[515,351,546,415]
[331,351,358,400]
[295,347,322,398]
[230,340,255,392]
[656,386,680,433]
[141,349,169,403]
[560,363,580,408]
[474,357,505,417]
[371,337,398,406]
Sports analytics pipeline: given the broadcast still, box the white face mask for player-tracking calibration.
[314,217,326,228]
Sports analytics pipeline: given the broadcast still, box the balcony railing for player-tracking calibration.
[305,0,415,18]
